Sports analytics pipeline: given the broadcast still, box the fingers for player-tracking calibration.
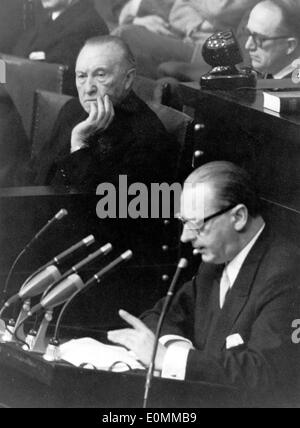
[96,96,105,124]
[103,95,115,129]
[71,95,114,150]
[93,95,114,131]
[87,101,98,122]
[118,310,148,331]
[108,328,134,347]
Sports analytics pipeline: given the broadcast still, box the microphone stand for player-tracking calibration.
[143,258,188,409]
[0,209,68,309]
[52,251,134,347]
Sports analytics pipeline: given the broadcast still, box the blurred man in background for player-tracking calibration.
[245,0,300,78]
[114,0,259,78]
[119,0,174,30]
[12,0,109,94]
[0,0,25,54]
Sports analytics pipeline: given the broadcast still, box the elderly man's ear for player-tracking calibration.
[287,37,299,55]
[124,68,136,91]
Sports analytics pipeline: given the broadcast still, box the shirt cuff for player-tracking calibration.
[159,335,193,347]
[160,336,194,381]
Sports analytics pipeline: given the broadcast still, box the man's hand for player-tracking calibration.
[108,310,167,371]
[133,15,175,37]
[71,95,115,153]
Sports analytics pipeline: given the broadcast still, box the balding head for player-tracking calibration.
[180,162,264,265]
[246,0,300,74]
[184,161,262,218]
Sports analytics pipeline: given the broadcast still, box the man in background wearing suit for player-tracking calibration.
[245,0,300,79]
[13,0,109,94]
[28,35,176,191]
[114,0,259,78]
[0,0,24,54]
[109,161,300,406]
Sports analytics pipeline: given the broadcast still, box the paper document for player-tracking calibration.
[60,338,145,372]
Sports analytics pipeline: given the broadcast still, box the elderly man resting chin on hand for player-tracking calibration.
[28,35,176,191]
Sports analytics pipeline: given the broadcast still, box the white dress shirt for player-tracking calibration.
[160,223,266,381]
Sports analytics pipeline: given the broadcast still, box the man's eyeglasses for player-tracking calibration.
[176,204,237,234]
[244,28,291,49]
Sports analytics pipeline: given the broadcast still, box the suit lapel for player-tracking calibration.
[32,1,85,52]
[206,227,272,353]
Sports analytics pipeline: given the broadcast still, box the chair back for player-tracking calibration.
[32,90,195,181]
[0,54,66,139]
[31,90,72,159]
[148,101,194,181]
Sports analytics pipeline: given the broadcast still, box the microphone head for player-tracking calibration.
[178,258,188,269]
[19,265,61,300]
[55,209,68,221]
[101,243,113,255]
[121,250,133,261]
[83,235,95,247]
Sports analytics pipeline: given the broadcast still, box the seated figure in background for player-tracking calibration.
[245,0,300,79]
[108,161,300,406]
[119,0,175,31]
[28,36,176,192]
[12,0,109,95]
[114,0,259,79]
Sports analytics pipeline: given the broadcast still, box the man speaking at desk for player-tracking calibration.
[108,161,300,405]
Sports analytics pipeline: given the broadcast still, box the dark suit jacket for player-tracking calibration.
[0,0,24,54]
[29,91,177,191]
[142,227,300,406]
[12,0,109,95]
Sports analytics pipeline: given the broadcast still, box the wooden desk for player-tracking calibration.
[0,343,243,408]
[179,83,300,242]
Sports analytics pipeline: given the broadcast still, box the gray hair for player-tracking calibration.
[78,35,136,70]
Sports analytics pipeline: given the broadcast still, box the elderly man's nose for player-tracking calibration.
[85,77,97,93]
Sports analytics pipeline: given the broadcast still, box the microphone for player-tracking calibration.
[50,234,95,267]
[85,250,133,288]
[19,250,133,355]
[53,250,134,342]
[143,258,188,409]
[24,209,68,252]
[29,274,85,315]
[43,243,113,296]
[28,243,113,316]
[0,209,68,308]
[0,235,95,312]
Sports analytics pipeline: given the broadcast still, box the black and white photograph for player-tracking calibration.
[0,0,300,410]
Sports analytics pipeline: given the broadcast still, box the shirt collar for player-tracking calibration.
[225,223,266,288]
